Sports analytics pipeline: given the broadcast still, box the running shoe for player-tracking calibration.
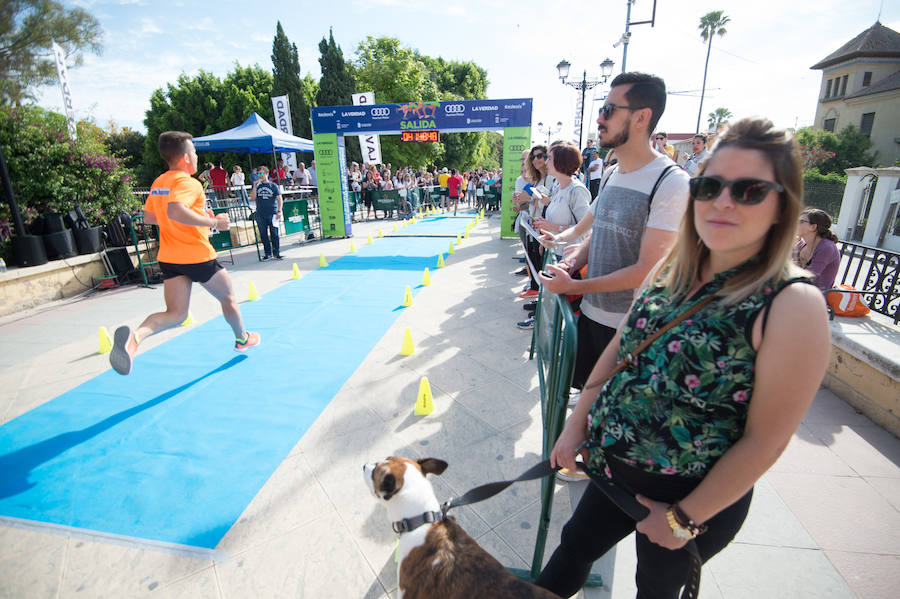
[523,301,538,311]
[517,316,535,330]
[519,289,539,299]
[110,325,138,375]
[234,331,261,351]
[514,267,527,276]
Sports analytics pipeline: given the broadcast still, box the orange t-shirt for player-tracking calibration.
[145,170,217,264]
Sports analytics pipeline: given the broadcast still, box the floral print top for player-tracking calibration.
[584,262,812,479]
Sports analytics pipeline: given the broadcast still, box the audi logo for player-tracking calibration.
[370,107,391,117]
[444,104,465,114]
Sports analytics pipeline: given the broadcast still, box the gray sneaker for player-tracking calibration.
[567,388,581,408]
[516,316,535,330]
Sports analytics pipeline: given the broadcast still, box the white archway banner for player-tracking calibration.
[352,92,383,166]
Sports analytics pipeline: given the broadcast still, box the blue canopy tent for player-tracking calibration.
[193,112,314,153]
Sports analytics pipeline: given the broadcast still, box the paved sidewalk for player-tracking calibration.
[0,215,897,598]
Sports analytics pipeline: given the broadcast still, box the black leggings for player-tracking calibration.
[536,461,753,599]
[572,315,617,390]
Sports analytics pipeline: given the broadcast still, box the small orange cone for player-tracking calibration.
[415,376,434,415]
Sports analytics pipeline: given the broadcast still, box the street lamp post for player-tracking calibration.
[536,121,562,146]
[556,58,615,149]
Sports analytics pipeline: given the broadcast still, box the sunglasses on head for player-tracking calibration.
[599,103,646,120]
[689,176,784,205]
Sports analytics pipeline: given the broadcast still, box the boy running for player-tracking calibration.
[110,131,260,375]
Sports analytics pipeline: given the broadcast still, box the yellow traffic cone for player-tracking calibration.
[437,254,445,268]
[456,234,462,246]
[400,327,415,356]
[392,223,398,232]
[292,263,301,279]
[464,228,469,239]
[180,311,194,326]
[402,285,413,307]
[415,376,434,415]
[367,233,374,245]
[248,281,261,301]
[448,241,455,255]
[422,267,431,286]
[319,253,328,267]
[349,240,357,253]
[378,228,384,238]
[98,326,113,354]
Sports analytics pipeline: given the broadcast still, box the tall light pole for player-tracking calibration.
[537,121,562,146]
[557,57,615,149]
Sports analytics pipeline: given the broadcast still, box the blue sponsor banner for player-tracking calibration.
[311,98,532,135]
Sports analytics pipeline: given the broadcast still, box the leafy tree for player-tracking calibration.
[0,0,103,104]
[142,64,275,182]
[696,10,729,133]
[706,107,732,132]
[271,22,310,138]
[795,125,879,175]
[317,28,354,108]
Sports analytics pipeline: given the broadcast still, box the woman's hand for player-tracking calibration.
[635,495,688,550]
[550,417,588,472]
[538,263,576,295]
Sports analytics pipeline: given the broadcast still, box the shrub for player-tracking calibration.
[0,104,141,262]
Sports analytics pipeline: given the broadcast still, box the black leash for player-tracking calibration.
[393,459,701,599]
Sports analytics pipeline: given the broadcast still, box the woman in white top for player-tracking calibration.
[533,142,591,237]
[230,165,247,203]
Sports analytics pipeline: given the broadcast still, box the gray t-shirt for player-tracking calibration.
[581,156,690,328]
[544,177,591,227]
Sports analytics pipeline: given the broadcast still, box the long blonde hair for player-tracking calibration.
[655,117,806,305]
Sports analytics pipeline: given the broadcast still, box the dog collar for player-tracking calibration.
[392,510,445,534]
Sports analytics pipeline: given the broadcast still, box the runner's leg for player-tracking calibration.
[200,268,246,340]
[133,275,192,343]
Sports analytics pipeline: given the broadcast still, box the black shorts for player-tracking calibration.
[159,259,224,284]
[440,188,448,196]
[449,194,460,200]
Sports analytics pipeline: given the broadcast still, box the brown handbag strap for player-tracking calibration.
[582,295,716,398]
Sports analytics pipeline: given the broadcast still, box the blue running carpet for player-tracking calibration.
[0,221,470,551]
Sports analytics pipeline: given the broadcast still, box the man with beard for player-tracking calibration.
[538,73,689,471]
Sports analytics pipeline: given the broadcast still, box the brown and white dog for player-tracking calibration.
[363,456,561,599]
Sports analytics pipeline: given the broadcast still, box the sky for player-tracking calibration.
[38,0,900,149]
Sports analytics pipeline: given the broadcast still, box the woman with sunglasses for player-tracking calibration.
[513,145,556,300]
[537,117,830,599]
[794,208,840,291]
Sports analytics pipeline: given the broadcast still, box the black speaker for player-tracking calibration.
[42,229,77,259]
[105,247,136,283]
[13,235,48,267]
[43,213,66,233]
[74,226,103,254]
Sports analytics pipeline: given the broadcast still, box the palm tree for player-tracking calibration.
[707,107,733,132]
[696,11,730,133]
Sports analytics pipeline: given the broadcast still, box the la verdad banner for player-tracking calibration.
[352,91,383,166]
[51,41,77,141]
[271,95,297,172]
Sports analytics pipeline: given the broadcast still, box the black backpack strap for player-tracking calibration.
[598,164,619,194]
[647,164,680,213]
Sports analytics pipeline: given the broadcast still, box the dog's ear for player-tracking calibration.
[379,473,397,499]
[418,458,448,477]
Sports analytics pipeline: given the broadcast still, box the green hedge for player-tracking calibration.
[0,105,141,262]
[803,169,845,218]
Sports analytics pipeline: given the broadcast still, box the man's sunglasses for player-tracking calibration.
[689,176,784,205]
[599,103,646,120]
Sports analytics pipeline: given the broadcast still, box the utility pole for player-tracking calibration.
[617,0,657,73]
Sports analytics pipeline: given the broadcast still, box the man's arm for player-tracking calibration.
[276,193,283,219]
[540,227,677,295]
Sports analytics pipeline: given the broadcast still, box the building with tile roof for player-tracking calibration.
[811,21,900,167]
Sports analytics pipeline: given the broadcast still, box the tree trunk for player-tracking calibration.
[696,36,713,134]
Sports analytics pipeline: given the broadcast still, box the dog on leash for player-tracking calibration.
[363,456,561,599]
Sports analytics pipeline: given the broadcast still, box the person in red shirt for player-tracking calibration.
[446,168,463,216]
[209,161,229,203]
[271,159,288,185]
[108,131,260,376]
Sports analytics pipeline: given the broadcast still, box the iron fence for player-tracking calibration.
[835,240,899,323]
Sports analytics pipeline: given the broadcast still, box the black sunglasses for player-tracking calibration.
[531,152,546,159]
[689,176,784,205]
[599,103,646,120]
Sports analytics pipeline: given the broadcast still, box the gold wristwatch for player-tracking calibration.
[666,504,707,540]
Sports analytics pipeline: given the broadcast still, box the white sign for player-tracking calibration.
[51,41,77,141]
[352,91,383,166]
[271,94,297,172]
